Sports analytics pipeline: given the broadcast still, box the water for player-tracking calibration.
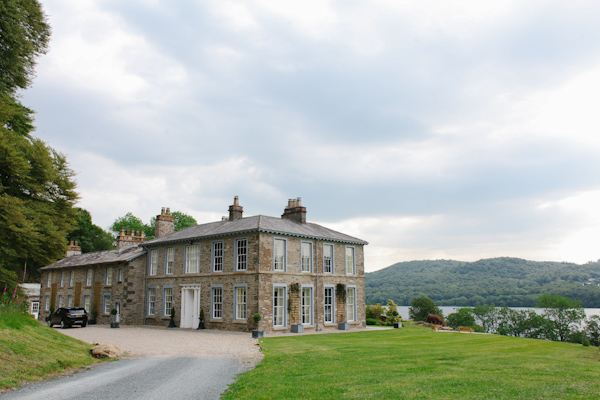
[397,306,600,320]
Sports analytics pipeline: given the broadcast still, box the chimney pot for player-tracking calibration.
[166,208,171,215]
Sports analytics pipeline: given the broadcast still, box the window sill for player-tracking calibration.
[273,326,287,331]
[233,320,248,324]
[209,319,223,323]
[146,315,156,319]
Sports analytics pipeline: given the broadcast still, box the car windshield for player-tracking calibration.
[68,309,86,315]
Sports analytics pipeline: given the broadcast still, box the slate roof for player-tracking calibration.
[40,246,145,270]
[143,215,368,247]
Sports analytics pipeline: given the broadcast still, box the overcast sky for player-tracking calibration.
[22,0,600,272]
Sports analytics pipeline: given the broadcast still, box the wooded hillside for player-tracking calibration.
[366,258,600,307]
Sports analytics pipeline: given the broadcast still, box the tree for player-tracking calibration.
[0,0,50,94]
[386,299,400,323]
[0,1,74,287]
[472,305,500,333]
[409,296,442,322]
[110,212,152,239]
[68,208,114,253]
[446,308,475,329]
[584,315,600,347]
[536,294,586,342]
[365,303,384,322]
[113,210,198,241]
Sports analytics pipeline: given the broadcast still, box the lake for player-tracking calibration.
[397,306,600,320]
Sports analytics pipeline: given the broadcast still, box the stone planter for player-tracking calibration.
[338,322,350,330]
[291,324,304,333]
[110,322,120,328]
[252,330,264,339]
[394,322,402,329]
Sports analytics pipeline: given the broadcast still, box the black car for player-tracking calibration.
[47,307,88,328]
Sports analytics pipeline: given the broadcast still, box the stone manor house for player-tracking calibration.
[39,197,367,334]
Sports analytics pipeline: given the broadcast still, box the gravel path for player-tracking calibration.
[57,325,263,369]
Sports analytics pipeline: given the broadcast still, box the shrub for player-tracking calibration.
[409,297,442,322]
[446,308,475,329]
[582,336,590,347]
[366,303,384,322]
[386,299,400,323]
[366,318,378,326]
[426,314,444,326]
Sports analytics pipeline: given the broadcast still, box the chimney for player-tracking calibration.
[66,240,82,257]
[117,228,148,251]
[281,197,307,223]
[228,196,243,221]
[155,207,175,238]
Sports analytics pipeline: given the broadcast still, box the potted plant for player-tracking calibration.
[168,307,177,328]
[252,313,263,339]
[110,308,119,328]
[89,308,98,325]
[197,308,206,330]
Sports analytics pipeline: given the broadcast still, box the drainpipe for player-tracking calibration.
[315,239,319,332]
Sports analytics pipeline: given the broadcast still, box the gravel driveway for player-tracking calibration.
[58,325,263,368]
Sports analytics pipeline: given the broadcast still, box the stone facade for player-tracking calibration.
[40,198,367,334]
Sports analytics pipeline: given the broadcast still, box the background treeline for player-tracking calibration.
[366,258,600,307]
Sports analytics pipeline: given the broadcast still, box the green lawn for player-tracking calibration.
[223,324,600,399]
[0,308,97,390]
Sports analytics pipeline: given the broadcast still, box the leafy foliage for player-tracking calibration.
[446,308,475,329]
[0,0,50,94]
[366,257,600,307]
[365,303,384,323]
[111,210,198,241]
[385,299,400,323]
[535,294,585,342]
[67,208,114,253]
[408,296,442,322]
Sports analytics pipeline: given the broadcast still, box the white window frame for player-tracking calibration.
[105,267,113,286]
[85,268,92,286]
[67,294,73,308]
[345,246,356,275]
[68,270,74,287]
[103,294,111,314]
[211,285,223,319]
[234,284,247,320]
[59,271,64,287]
[301,285,313,325]
[44,295,50,311]
[301,241,313,273]
[324,285,335,324]
[273,238,287,271]
[212,240,224,272]
[57,294,63,308]
[273,284,287,327]
[147,287,156,316]
[323,244,334,274]
[346,286,357,322]
[165,247,174,275]
[31,301,39,314]
[164,287,173,316]
[83,294,91,313]
[117,268,123,282]
[149,249,159,276]
[185,244,200,274]
[46,271,52,288]
[235,238,248,271]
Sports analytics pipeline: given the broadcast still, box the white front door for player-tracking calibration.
[180,285,201,328]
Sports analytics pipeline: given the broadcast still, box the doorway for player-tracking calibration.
[180,285,201,328]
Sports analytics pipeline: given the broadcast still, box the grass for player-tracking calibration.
[0,306,97,390]
[223,324,600,399]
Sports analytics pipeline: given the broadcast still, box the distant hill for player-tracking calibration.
[365,257,600,307]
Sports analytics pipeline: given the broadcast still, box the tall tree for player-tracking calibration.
[110,212,152,239]
[68,208,114,253]
[0,0,50,94]
[408,296,443,322]
[0,0,78,287]
[113,210,198,241]
[536,294,585,342]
